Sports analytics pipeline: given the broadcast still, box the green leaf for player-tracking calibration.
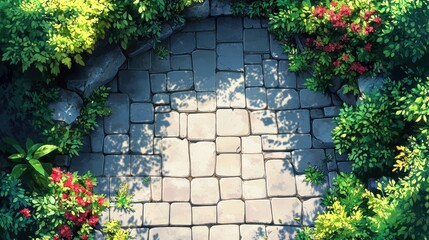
[11,164,28,178]
[33,145,58,159]
[8,153,25,160]
[3,137,25,154]
[27,143,43,156]
[29,159,47,176]
[25,138,34,152]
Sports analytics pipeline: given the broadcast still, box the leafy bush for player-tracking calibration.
[332,82,404,171]
[2,138,57,190]
[104,220,131,240]
[32,168,109,239]
[115,182,134,211]
[304,165,325,184]
[231,0,276,18]
[0,172,33,240]
[268,0,429,92]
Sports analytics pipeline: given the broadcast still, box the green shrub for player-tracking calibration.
[231,0,276,18]
[268,0,429,92]
[0,172,33,240]
[104,220,131,240]
[304,165,325,184]
[332,83,404,172]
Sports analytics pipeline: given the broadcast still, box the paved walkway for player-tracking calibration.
[71,16,349,240]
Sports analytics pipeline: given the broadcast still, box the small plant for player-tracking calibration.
[115,182,134,211]
[296,226,314,240]
[104,220,131,240]
[231,1,247,16]
[154,46,170,60]
[304,165,325,184]
[3,137,57,189]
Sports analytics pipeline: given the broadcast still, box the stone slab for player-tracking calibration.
[276,110,310,134]
[118,70,151,102]
[262,134,312,151]
[130,124,154,154]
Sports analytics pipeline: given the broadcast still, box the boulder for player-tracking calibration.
[66,44,126,98]
[336,86,356,106]
[49,89,83,124]
[358,75,384,96]
[210,0,232,16]
[184,0,210,19]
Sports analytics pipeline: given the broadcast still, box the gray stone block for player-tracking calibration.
[312,118,336,146]
[155,105,171,113]
[193,50,216,91]
[150,47,171,73]
[262,134,312,151]
[302,198,325,226]
[171,91,198,112]
[276,110,310,133]
[296,175,329,198]
[278,60,296,88]
[263,60,279,88]
[216,72,245,108]
[131,155,162,176]
[337,161,353,173]
[167,71,194,91]
[90,119,104,152]
[183,18,215,32]
[337,86,357,106]
[217,17,242,42]
[196,31,216,49]
[183,0,210,19]
[150,73,167,93]
[267,89,299,110]
[217,43,244,71]
[104,94,129,134]
[118,70,151,102]
[245,65,263,87]
[324,106,341,117]
[104,134,129,154]
[130,124,154,154]
[244,17,261,28]
[171,32,196,54]
[244,54,262,64]
[270,34,288,59]
[49,89,83,124]
[310,109,324,119]
[70,153,104,176]
[104,155,130,176]
[244,29,269,53]
[152,93,170,105]
[246,87,267,110]
[128,51,151,70]
[291,149,326,174]
[300,89,331,108]
[130,103,154,123]
[171,55,192,70]
[211,0,232,16]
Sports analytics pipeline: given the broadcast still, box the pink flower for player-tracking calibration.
[88,215,99,226]
[331,1,338,7]
[350,23,361,33]
[313,6,326,18]
[81,235,88,240]
[373,16,382,24]
[50,168,62,183]
[19,208,31,218]
[340,5,352,16]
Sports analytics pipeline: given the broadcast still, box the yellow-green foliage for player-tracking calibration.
[104,220,130,240]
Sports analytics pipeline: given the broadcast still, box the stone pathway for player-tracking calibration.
[71,16,351,240]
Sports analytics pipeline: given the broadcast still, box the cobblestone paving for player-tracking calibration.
[72,16,352,240]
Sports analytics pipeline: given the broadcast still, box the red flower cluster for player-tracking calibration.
[363,9,376,20]
[350,23,361,33]
[323,42,343,52]
[348,62,370,74]
[19,208,31,218]
[373,16,382,24]
[364,43,372,52]
[333,60,341,67]
[340,5,352,16]
[51,168,62,183]
[364,25,375,35]
[58,225,72,240]
[329,11,347,28]
[313,6,326,18]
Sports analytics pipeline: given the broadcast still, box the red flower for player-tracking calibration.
[64,174,74,188]
[305,37,313,45]
[330,13,347,28]
[97,197,105,206]
[331,1,338,7]
[341,34,350,42]
[315,39,324,48]
[364,43,372,52]
[373,16,382,24]
[53,235,60,240]
[313,6,326,18]
[348,62,369,74]
[73,184,86,193]
[62,193,69,200]
[65,211,77,222]
[363,10,376,20]
[50,168,62,183]
[58,225,72,240]
[333,60,341,67]
[364,25,375,35]
[85,179,93,190]
[343,54,349,61]
[19,208,31,218]
[340,5,352,16]
[76,196,86,207]
[85,191,93,197]
[350,23,361,33]
[88,215,99,226]
[81,235,88,240]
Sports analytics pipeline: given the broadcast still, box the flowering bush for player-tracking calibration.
[269,0,429,93]
[32,168,109,239]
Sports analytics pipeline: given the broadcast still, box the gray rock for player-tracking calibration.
[216,72,245,108]
[150,73,167,93]
[193,50,216,91]
[300,89,331,108]
[296,71,310,89]
[328,171,338,188]
[310,109,324,119]
[170,91,198,112]
[270,35,288,59]
[150,48,171,73]
[211,0,232,16]
[126,39,155,58]
[291,149,326,174]
[196,31,216,50]
[246,87,267,110]
[70,153,104,176]
[183,18,215,32]
[358,75,384,96]
[104,94,130,134]
[128,51,151,70]
[324,106,341,117]
[244,17,261,28]
[278,60,296,88]
[171,32,196,54]
[296,175,329,198]
[130,103,154,123]
[155,106,171,113]
[217,43,244,71]
[118,70,151,101]
[152,93,170,105]
[367,178,377,192]
[267,89,300,110]
[53,155,70,167]
[130,124,154,154]
[329,77,342,93]
[171,55,192,70]
[263,60,279,88]
[302,198,325,226]
[217,17,242,42]
[337,86,356,106]
[159,23,173,40]
[312,118,336,146]
[167,71,194,91]
[245,65,263,87]
[49,89,83,124]
[262,134,312,151]
[106,78,118,93]
[67,44,126,97]
[104,155,131,176]
[325,149,338,171]
[184,0,210,19]
[244,55,262,64]
[276,110,310,133]
[261,18,269,28]
[90,119,104,153]
[244,29,269,53]
[337,161,353,173]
